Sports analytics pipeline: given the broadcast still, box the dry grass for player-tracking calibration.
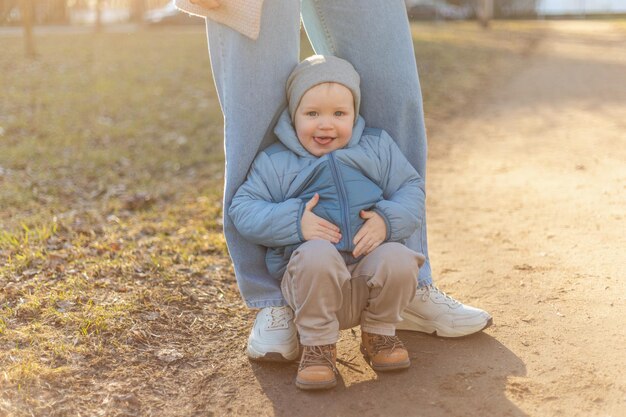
[1,21,544,416]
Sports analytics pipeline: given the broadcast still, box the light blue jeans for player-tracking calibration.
[205,0,432,308]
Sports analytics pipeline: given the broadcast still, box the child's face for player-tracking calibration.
[294,82,355,157]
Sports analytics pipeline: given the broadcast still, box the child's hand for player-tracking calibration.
[352,210,387,257]
[301,193,342,243]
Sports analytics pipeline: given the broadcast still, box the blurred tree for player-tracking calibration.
[18,0,36,58]
[494,0,537,18]
[130,0,145,23]
[46,0,68,24]
[476,0,493,28]
[95,0,103,32]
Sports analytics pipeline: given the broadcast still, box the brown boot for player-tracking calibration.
[360,332,410,372]
[296,344,337,390]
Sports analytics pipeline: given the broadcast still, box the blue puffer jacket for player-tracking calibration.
[228,109,425,279]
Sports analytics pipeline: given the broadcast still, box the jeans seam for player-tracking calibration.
[218,28,228,115]
[419,216,425,254]
[312,0,337,55]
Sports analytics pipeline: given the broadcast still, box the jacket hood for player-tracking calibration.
[273,108,366,158]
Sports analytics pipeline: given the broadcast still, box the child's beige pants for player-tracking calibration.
[281,239,425,346]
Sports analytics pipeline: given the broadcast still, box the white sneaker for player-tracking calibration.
[397,285,493,337]
[247,306,300,361]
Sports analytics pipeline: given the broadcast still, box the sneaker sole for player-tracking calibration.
[247,343,300,362]
[397,311,493,338]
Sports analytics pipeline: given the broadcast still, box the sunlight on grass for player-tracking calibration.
[4,354,72,386]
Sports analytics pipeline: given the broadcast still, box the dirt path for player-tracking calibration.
[422,20,626,416]
[205,22,626,417]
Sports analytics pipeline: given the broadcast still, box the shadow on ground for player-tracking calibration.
[249,331,527,417]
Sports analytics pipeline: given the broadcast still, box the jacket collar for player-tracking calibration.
[273,108,366,158]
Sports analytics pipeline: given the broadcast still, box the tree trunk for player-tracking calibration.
[18,0,36,58]
[477,0,493,28]
[49,0,68,24]
[130,0,146,23]
[95,0,103,33]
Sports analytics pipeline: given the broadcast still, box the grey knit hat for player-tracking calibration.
[286,55,361,124]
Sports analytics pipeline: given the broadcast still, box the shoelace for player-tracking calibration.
[267,306,291,329]
[420,284,461,306]
[368,334,405,355]
[299,345,337,373]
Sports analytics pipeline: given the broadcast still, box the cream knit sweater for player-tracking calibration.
[174,0,264,40]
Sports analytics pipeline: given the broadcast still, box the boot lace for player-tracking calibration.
[368,334,405,355]
[299,345,337,374]
[420,284,461,307]
[266,306,291,329]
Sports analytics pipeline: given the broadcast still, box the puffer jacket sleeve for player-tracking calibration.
[228,152,306,247]
[372,130,425,242]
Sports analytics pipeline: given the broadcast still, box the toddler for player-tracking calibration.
[229,55,426,390]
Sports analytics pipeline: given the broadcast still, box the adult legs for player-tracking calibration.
[203,0,490,337]
[205,0,300,308]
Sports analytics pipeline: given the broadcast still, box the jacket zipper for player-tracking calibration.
[328,153,350,247]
